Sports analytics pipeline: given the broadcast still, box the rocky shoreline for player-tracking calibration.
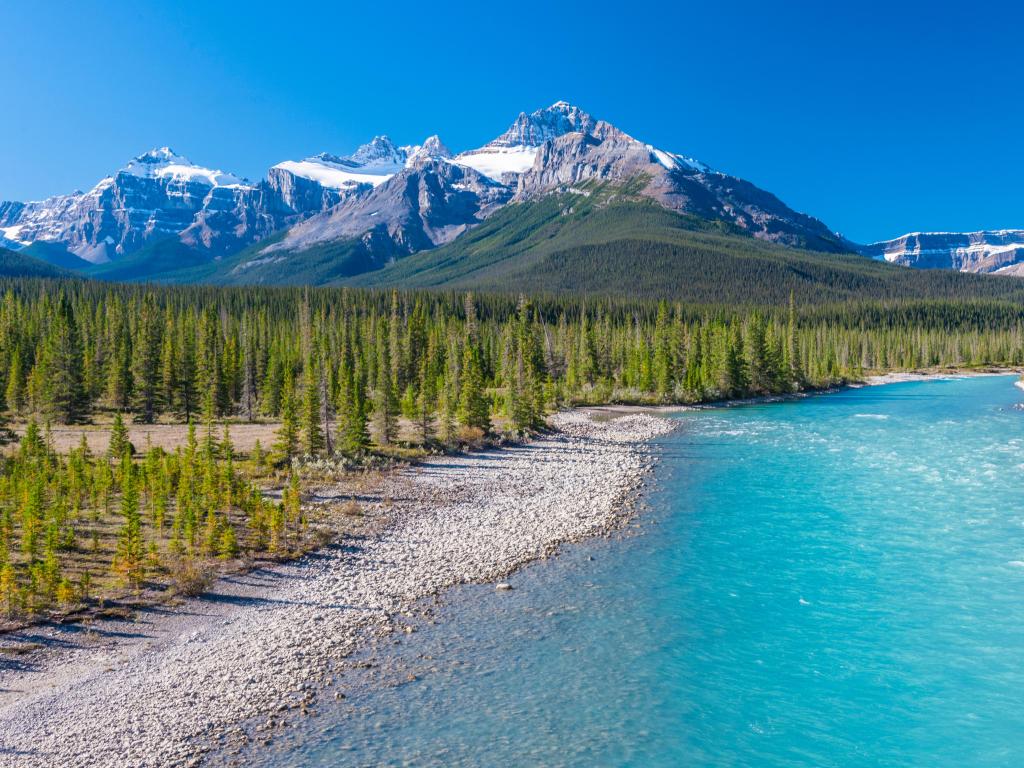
[0,411,675,767]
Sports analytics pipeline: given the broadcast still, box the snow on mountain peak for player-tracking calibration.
[121,147,247,187]
[488,101,597,148]
[407,135,453,164]
[349,136,406,168]
[273,137,411,191]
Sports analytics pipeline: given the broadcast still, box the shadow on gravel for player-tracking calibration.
[195,591,374,613]
[0,747,42,758]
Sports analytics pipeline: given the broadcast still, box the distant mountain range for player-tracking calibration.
[859,231,1024,275]
[1,101,1021,287]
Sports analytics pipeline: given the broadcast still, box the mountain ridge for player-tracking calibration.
[6,101,1022,285]
[1,101,856,284]
[861,230,1024,275]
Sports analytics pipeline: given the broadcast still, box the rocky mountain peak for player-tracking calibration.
[349,136,405,168]
[122,147,192,173]
[408,135,453,164]
[488,101,597,148]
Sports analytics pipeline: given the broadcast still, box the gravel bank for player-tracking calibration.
[0,411,674,767]
[863,368,1022,386]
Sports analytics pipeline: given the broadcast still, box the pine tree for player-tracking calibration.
[240,320,258,422]
[415,357,435,442]
[318,348,334,456]
[197,308,223,417]
[373,327,399,446]
[131,293,163,423]
[105,304,132,412]
[275,367,299,463]
[175,320,198,421]
[42,294,88,424]
[160,308,178,413]
[301,356,324,457]
[458,341,491,433]
[724,322,747,396]
[114,455,144,589]
[745,314,771,394]
[652,301,674,400]
[337,336,369,456]
[5,350,23,415]
[787,292,804,388]
[108,413,131,458]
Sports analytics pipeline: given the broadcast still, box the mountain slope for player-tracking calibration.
[0,247,73,278]
[346,190,1024,304]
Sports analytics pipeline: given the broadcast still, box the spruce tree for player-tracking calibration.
[175,320,198,422]
[240,321,258,422]
[300,355,324,457]
[787,292,804,388]
[42,294,88,424]
[652,301,673,399]
[5,351,23,416]
[109,413,130,458]
[132,293,163,423]
[415,357,435,442]
[458,341,491,433]
[114,455,144,589]
[373,328,399,446]
[275,367,299,463]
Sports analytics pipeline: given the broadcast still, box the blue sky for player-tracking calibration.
[2,0,1021,243]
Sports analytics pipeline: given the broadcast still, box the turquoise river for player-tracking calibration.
[254,375,1024,767]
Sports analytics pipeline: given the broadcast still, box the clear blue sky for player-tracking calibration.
[2,0,1021,243]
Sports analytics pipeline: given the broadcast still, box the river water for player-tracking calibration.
[255,375,1024,767]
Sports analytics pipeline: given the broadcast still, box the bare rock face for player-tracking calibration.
[265,166,344,216]
[510,113,844,252]
[860,231,1024,274]
[260,159,511,264]
[490,100,598,147]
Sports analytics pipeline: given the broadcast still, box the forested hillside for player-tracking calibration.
[50,186,1024,305]
[0,277,1022,620]
[348,193,1024,303]
[0,248,72,279]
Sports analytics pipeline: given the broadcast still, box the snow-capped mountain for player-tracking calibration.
[0,148,275,264]
[1,101,852,278]
[270,135,454,198]
[249,102,847,268]
[253,157,509,268]
[859,231,1024,275]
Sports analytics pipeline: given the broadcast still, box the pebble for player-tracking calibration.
[0,412,675,768]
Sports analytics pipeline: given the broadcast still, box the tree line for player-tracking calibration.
[0,280,1022,443]
[1,277,1023,618]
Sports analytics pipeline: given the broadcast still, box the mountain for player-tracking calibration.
[17,100,1021,292]
[256,102,847,268]
[345,187,1024,303]
[0,140,415,274]
[0,148,268,264]
[0,247,73,279]
[861,231,1024,275]
[224,101,851,284]
[0,103,854,284]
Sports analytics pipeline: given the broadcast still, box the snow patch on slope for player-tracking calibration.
[0,225,29,247]
[648,145,711,173]
[452,146,539,181]
[272,160,396,190]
